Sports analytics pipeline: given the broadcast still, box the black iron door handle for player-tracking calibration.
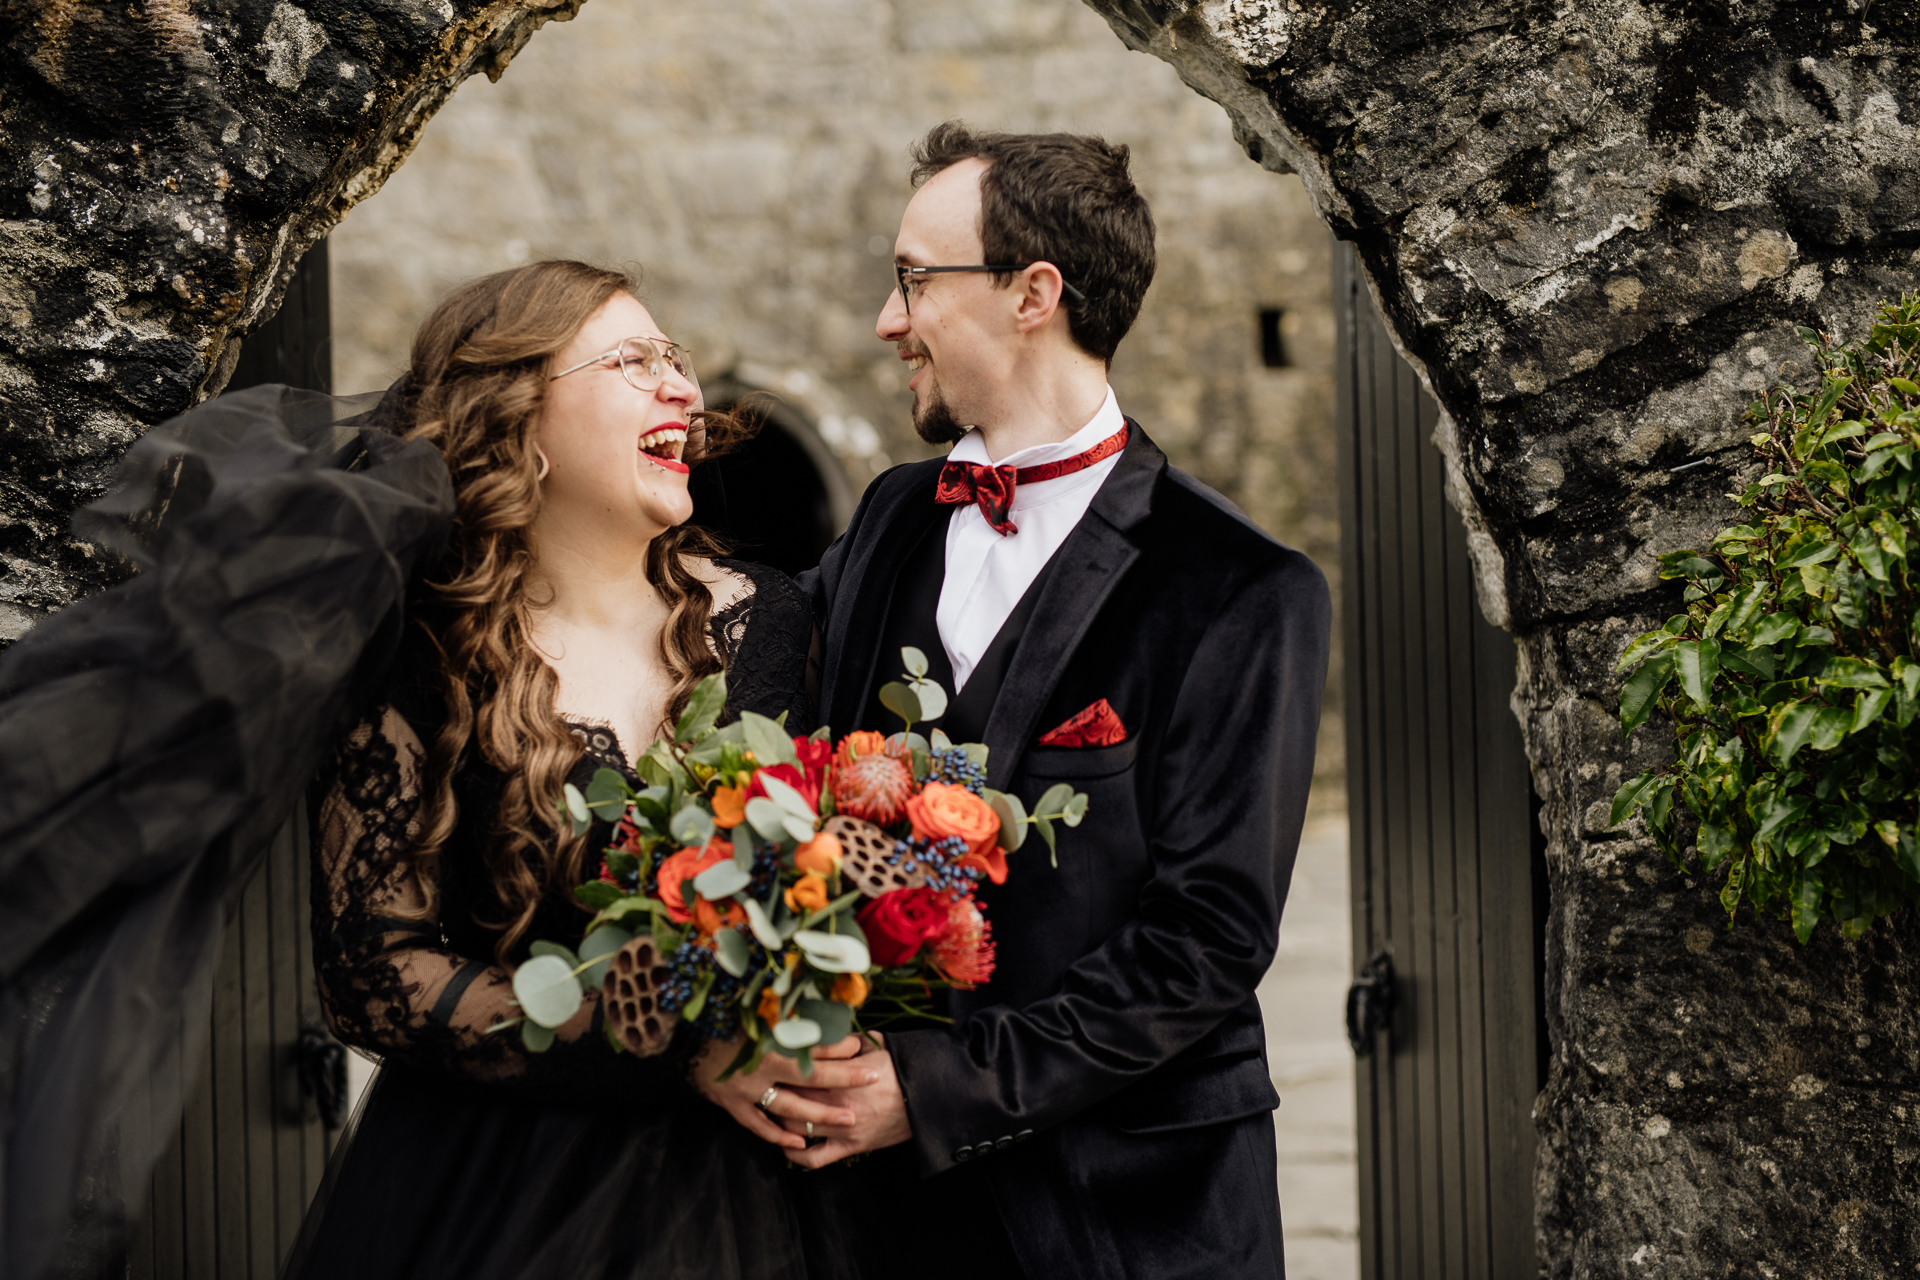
[1345,950,1396,1056]
[295,1027,350,1129]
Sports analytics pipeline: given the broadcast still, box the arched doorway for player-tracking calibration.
[691,375,855,577]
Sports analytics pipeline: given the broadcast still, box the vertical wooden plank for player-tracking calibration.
[268,820,307,1264]
[241,845,278,1277]
[180,995,218,1274]
[212,888,250,1276]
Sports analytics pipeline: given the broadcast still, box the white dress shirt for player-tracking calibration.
[937,386,1126,691]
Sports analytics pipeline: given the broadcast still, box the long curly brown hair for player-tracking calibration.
[399,260,749,963]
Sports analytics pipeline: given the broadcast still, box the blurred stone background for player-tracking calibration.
[327,0,1353,1271]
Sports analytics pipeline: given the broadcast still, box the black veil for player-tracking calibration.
[0,384,453,1280]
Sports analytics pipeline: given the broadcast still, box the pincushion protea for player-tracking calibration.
[930,897,996,989]
[831,751,915,826]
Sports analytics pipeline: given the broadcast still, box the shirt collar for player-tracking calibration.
[946,386,1122,470]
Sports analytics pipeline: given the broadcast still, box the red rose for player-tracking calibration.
[655,838,731,924]
[857,888,951,967]
[747,761,821,811]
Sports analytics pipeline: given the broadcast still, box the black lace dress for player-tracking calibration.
[285,561,863,1280]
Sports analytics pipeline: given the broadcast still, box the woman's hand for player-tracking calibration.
[692,1035,879,1150]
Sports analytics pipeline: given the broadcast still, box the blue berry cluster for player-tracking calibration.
[656,940,745,1039]
[927,747,987,795]
[890,834,984,896]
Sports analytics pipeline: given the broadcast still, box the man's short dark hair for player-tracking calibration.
[910,121,1155,365]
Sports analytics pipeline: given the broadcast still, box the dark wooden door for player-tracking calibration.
[1334,243,1546,1279]
[125,242,340,1280]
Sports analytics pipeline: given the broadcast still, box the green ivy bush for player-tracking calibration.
[1613,292,1920,942]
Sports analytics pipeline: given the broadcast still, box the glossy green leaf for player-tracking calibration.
[1777,529,1842,570]
[1675,639,1721,709]
[681,969,716,1022]
[575,880,624,911]
[1817,656,1889,689]
[1620,652,1674,736]
[1609,768,1662,827]
[1768,702,1820,767]
[675,672,728,743]
[1617,628,1678,672]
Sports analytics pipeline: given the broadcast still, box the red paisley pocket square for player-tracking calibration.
[1038,698,1127,748]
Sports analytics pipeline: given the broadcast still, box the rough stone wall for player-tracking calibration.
[1081,0,1920,1275]
[0,0,583,639]
[322,0,1344,802]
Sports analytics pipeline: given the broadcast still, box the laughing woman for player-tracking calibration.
[283,262,865,1280]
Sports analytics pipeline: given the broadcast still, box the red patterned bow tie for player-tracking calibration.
[934,424,1129,536]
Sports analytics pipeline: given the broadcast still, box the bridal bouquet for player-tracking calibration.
[503,647,1089,1077]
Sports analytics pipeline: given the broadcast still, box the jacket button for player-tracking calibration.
[1015,1129,1034,1142]
[954,1146,973,1162]
[995,1135,1014,1150]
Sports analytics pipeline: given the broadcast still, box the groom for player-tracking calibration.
[790,123,1330,1277]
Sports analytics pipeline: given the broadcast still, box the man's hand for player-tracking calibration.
[778,1032,913,1168]
[693,1035,879,1151]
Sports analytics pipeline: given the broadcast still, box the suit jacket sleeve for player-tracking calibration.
[885,549,1332,1174]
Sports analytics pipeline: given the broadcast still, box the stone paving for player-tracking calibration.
[1259,815,1361,1280]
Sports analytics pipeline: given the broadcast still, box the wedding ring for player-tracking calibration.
[757,1086,780,1111]
[805,1120,815,1138]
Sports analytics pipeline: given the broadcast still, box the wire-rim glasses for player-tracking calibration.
[893,263,1087,316]
[549,335,699,399]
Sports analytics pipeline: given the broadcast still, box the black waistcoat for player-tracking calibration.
[857,509,1057,746]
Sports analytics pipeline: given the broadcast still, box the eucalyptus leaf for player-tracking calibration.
[1062,792,1089,827]
[693,860,752,901]
[562,784,592,836]
[757,771,816,821]
[512,955,584,1029]
[909,678,948,721]
[929,728,954,751]
[771,1017,822,1050]
[585,768,631,820]
[521,1020,556,1052]
[745,797,791,842]
[795,998,853,1046]
[740,712,798,768]
[529,939,579,968]
[988,790,1028,852]
[577,926,632,987]
[901,646,930,679]
[793,929,871,974]
[878,681,922,727]
[743,897,783,950]
[670,804,716,847]
[714,927,752,977]
[1036,782,1075,816]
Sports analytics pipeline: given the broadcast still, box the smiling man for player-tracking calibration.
[788,122,1332,1279]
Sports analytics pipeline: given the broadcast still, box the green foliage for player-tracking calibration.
[1613,293,1920,942]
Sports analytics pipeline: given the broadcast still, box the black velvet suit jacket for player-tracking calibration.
[800,423,1331,1279]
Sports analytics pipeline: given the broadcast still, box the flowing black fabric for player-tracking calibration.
[284,560,868,1280]
[0,384,455,1280]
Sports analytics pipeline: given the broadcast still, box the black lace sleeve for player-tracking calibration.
[710,559,814,730]
[309,707,689,1101]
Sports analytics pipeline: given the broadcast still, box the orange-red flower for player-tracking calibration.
[757,984,783,1024]
[794,832,843,876]
[930,897,996,989]
[655,838,732,924]
[831,972,869,1007]
[908,782,1001,868]
[711,783,748,829]
[784,872,832,915]
[694,897,747,937]
[835,730,889,767]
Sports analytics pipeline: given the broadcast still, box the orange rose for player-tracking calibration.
[694,897,747,937]
[757,984,783,1024]
[906,783,1000,860]
[831,972,869,1007]
[835,730,889,767]
[794,832,843,876]
[655,838,732,923]
[784,872,831,915]
[711,783,748,829]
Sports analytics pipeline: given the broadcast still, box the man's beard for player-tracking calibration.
[912,376,967,445]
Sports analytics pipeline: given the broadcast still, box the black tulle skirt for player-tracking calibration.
[287,1064,869,1280]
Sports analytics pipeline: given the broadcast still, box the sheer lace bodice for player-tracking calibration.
[308,559,812,1102]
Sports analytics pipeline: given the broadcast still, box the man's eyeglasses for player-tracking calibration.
[549,336,699,399]
[893,263,1087,316]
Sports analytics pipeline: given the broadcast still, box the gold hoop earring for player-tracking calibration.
[533,448,551,482]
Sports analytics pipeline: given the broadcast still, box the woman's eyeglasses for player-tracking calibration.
[550,336,699,399]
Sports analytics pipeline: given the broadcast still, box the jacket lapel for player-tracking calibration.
[979,422,1164,790]
[820,465,945,737]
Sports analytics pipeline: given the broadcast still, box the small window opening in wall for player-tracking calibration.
[1259,307,1290,368]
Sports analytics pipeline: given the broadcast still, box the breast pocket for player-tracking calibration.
[1020,737,1139,781]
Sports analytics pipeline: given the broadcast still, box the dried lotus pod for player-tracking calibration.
[603,936,678,1056]
[824,814,925,897]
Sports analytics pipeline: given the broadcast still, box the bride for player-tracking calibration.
[278,260,874,1279]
